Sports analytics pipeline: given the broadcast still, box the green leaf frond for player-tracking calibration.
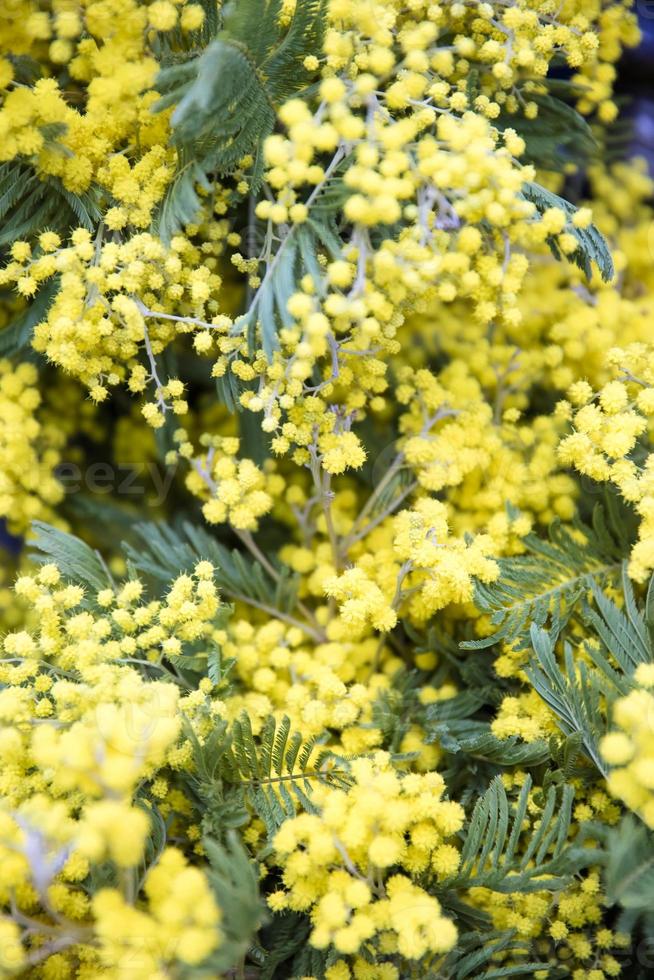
[498,89,597,171]
[437,929,563,980]
[0,161,103,246]
[153,0,326,239]
[122,520,302,617]
[186,711,350,840]
[527,625,609,775]
[463,505,629,651]
[0,278,58,357]
[521,180,614,283]
[441,774,578,895]
[526,570,654,774]
[29,521,112,595]
[202,831,265,970]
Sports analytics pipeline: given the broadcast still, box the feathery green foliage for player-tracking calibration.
[201,832,265,970]
[29,521,112,594]
[592,816,654,938]
[522,180,615,282]
[526,570,654,774]
[498,90,597,170]
[527,626,610,775]
[0,161,103,245]
[185,711,350,841]
[442,774,578,894]
[0,278,58,356]
[154,0,326,239]
[123,519,303,616]
[462,506,628,650]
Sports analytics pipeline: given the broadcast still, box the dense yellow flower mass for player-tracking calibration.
[0,360,65,532]
[270,753,461,959]
[1,0,654,977]
[601,666,654,828]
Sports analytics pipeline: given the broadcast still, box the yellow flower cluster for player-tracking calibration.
[93,848,222,978]
[0,1,652,976]
[326,498,498,635]
[219,617,395,753]
[470,774,624,978]
[492,690,559,743]
[177,0,640,478]
[0,359,64,533]
[0,231,226,411]
[182,436,282,531]
[0,0,201,188]
[269,752,461,959]
[322,0,635,115]
[558,345,654,582]
[601,666,654,828]
[0,559,224,973]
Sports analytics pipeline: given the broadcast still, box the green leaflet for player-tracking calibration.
[525,567,654,774]
[529,555,653,741]
[0,278,58,357]
[497,91,597,170]
[596,816,654,937]
[441,774,578,895]
[0,162,103,246]
[153,0,326,239]
[437,930,561,980]
[527,625,610,775]
[522,180,615,283]
[256,912,311,980]
[462,506,627,651]
[236,222,341,361]
[186,711,350,841]
[151,151,212,245]
[201,832,265,971]
[122,519,302,616]
[29,521,112,596]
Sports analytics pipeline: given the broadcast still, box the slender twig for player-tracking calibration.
[142,319,170,413]
[243,146,346,327]
[345,480,418,550]
[138,305,219,331]
[190,462,323,635]
[226,591,326,643]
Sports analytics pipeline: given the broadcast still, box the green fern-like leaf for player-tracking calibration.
[225,712,350,838]
[528,571,654,773]
[442,774,577,894]
[463,507,627,651]
[437,929,558,980]
[0,279,58,357]
[186,711,349,841]
[522,180,614,283]
[498,91,597,170]
[583,566,653,678]
[237,219,342,360]
[257,911,311,980]
[220,0,326,105]
[29,521,112,595]
[123,520,301,616]
[527,625,609,774]
[598,816,654,938]
[153,0,326,237]
[152,151,212,245]
[441,729,551,768]
[0,163,103,245]
[202,831,265,971]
